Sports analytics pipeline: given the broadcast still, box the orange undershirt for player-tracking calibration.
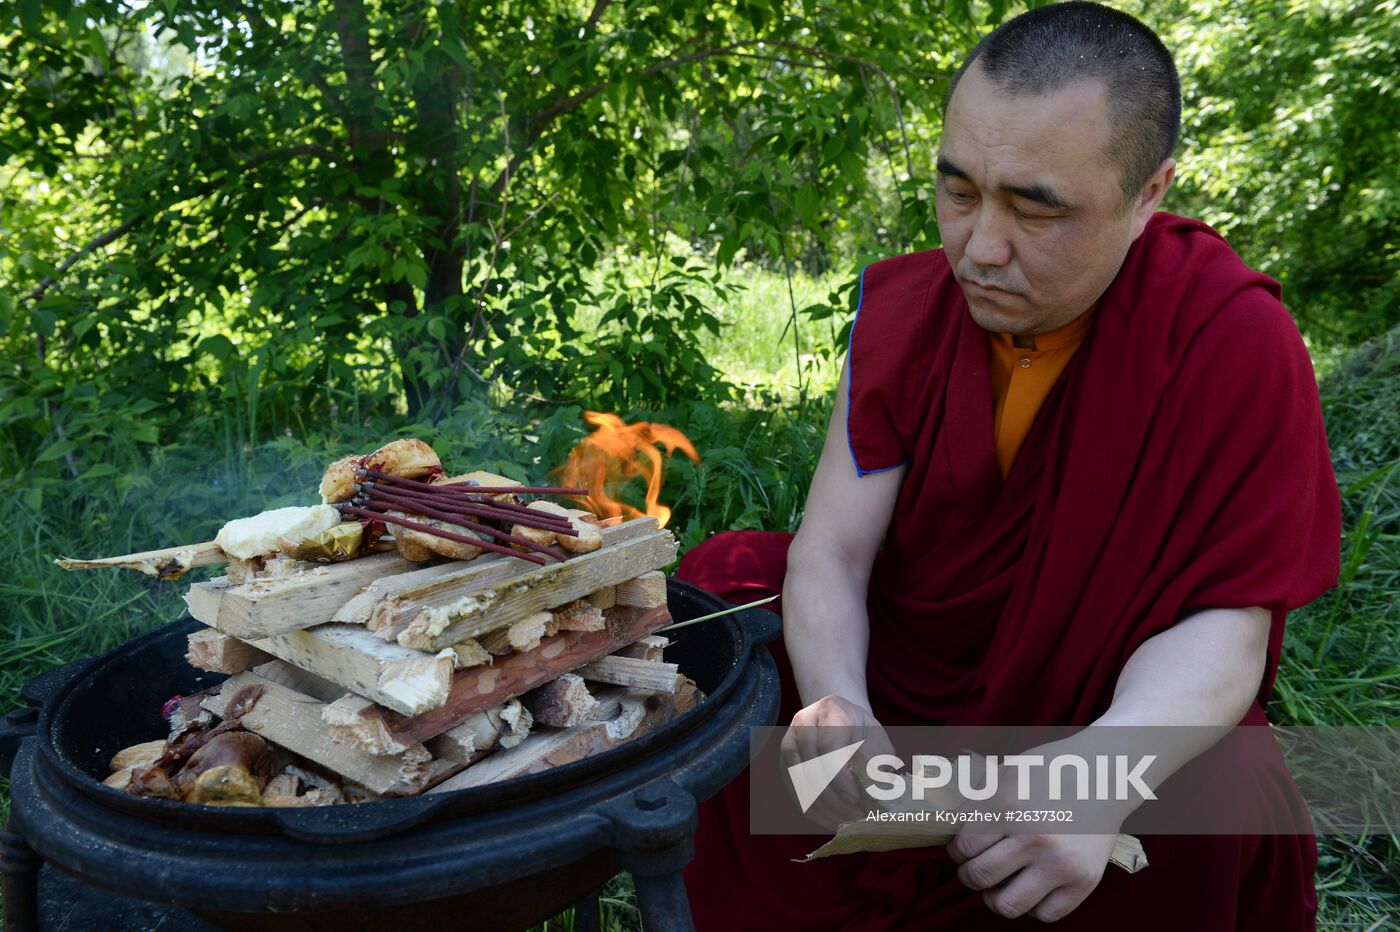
[988,305,1098,478]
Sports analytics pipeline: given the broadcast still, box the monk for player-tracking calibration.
[677,3,1342,929]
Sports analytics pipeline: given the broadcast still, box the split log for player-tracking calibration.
[427,700,532,764]
[478,612,555,655]
[615,571,668,609]
[577,655,680,693]
[329,605,672,753]
[362,518,659,642]
[616,635,668,662]
[202,671,441,796]
[449,639,492,669]
[56,540,225,579]
[522,674,598,727]
[553,599,605,633]
[186,551,423,639]
[186,629,273,674]
[674,676,702,714]
[428,686,675,791]
[392,522,677,652]
[187,581,457,717]
[252,627,456,717]
[587,586,616,610]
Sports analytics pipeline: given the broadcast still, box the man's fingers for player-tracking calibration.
[981,866,1056,921]
[1029,885,1089,924]
[947,831,1004,865]
[955,837,1026,892]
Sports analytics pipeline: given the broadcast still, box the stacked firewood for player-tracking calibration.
[106,475,696,805]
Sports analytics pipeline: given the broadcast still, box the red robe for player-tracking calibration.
[677,213,1342,930]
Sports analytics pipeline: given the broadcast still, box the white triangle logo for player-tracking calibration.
[787,740,865,813]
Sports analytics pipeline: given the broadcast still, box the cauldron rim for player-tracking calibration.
[31,578,774,843]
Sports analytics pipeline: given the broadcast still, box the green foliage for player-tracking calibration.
[0,0,988,472]
[1142,0,1400,344]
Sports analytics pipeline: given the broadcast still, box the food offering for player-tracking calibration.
[59,438,699,806]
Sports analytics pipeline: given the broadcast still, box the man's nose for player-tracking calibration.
[965,207,1012,268]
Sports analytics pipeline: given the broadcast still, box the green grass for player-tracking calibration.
[0,272,1396,929]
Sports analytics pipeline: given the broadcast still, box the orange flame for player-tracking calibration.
[552,412,700,528]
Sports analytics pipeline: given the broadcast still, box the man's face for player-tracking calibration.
[936,64,1168,336]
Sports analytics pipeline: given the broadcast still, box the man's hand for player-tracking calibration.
[948,831,1117,922]
[779,695,887,831]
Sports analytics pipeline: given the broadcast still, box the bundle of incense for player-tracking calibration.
[344,471,594,565]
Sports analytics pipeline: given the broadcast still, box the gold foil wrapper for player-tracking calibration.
[286,522,364,563]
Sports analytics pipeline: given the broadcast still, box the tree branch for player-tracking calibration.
[22,215,143,307]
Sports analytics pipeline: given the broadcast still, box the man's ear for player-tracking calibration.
[1129,158,1176,239]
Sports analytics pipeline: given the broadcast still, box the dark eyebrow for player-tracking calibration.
[936,156,1074,212]
[1005,183,1073,212]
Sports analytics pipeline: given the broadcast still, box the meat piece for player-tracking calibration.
[175,731,274,805]
[126,764,181,800]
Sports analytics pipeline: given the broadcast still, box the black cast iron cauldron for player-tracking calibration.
[0,579,781,931]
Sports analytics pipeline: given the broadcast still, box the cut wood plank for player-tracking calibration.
[577,655,679,693]
[253,626,456,716]
[335,605,673,752]
[196,551,424,639]
[364,518,659,642]
[188,583,458,717]
[615,635,668,662]
[202,672,437,796]
[333,560,458,626]
[186,629,272,674]
[428,686,674,792]
[615,571,668,609]
[251,659,345,703]
[394,526,677,651]
[522,673,598,727]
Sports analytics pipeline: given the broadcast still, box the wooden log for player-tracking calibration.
[674,676,702,714]
[523,674,598,727]
[449,639,492,668]
[186,629,273,674]
[615,571,668,609]
[577,655,679,693]
[393,524,677,652]
[332,605,673,752]
[615,635,668,662]
[190,581,459,717]
[428,687,675,791]
[361,519,659,642]
[553,599,606,633]
[202,672,439,796]
[190,551,423,639]
[426,700,532,764]
[587,586,616,610]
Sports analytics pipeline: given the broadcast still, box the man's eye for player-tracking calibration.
[1014,207,1051,220]
[948,190,975,204]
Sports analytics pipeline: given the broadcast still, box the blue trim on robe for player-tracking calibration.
[846,264,910,478]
